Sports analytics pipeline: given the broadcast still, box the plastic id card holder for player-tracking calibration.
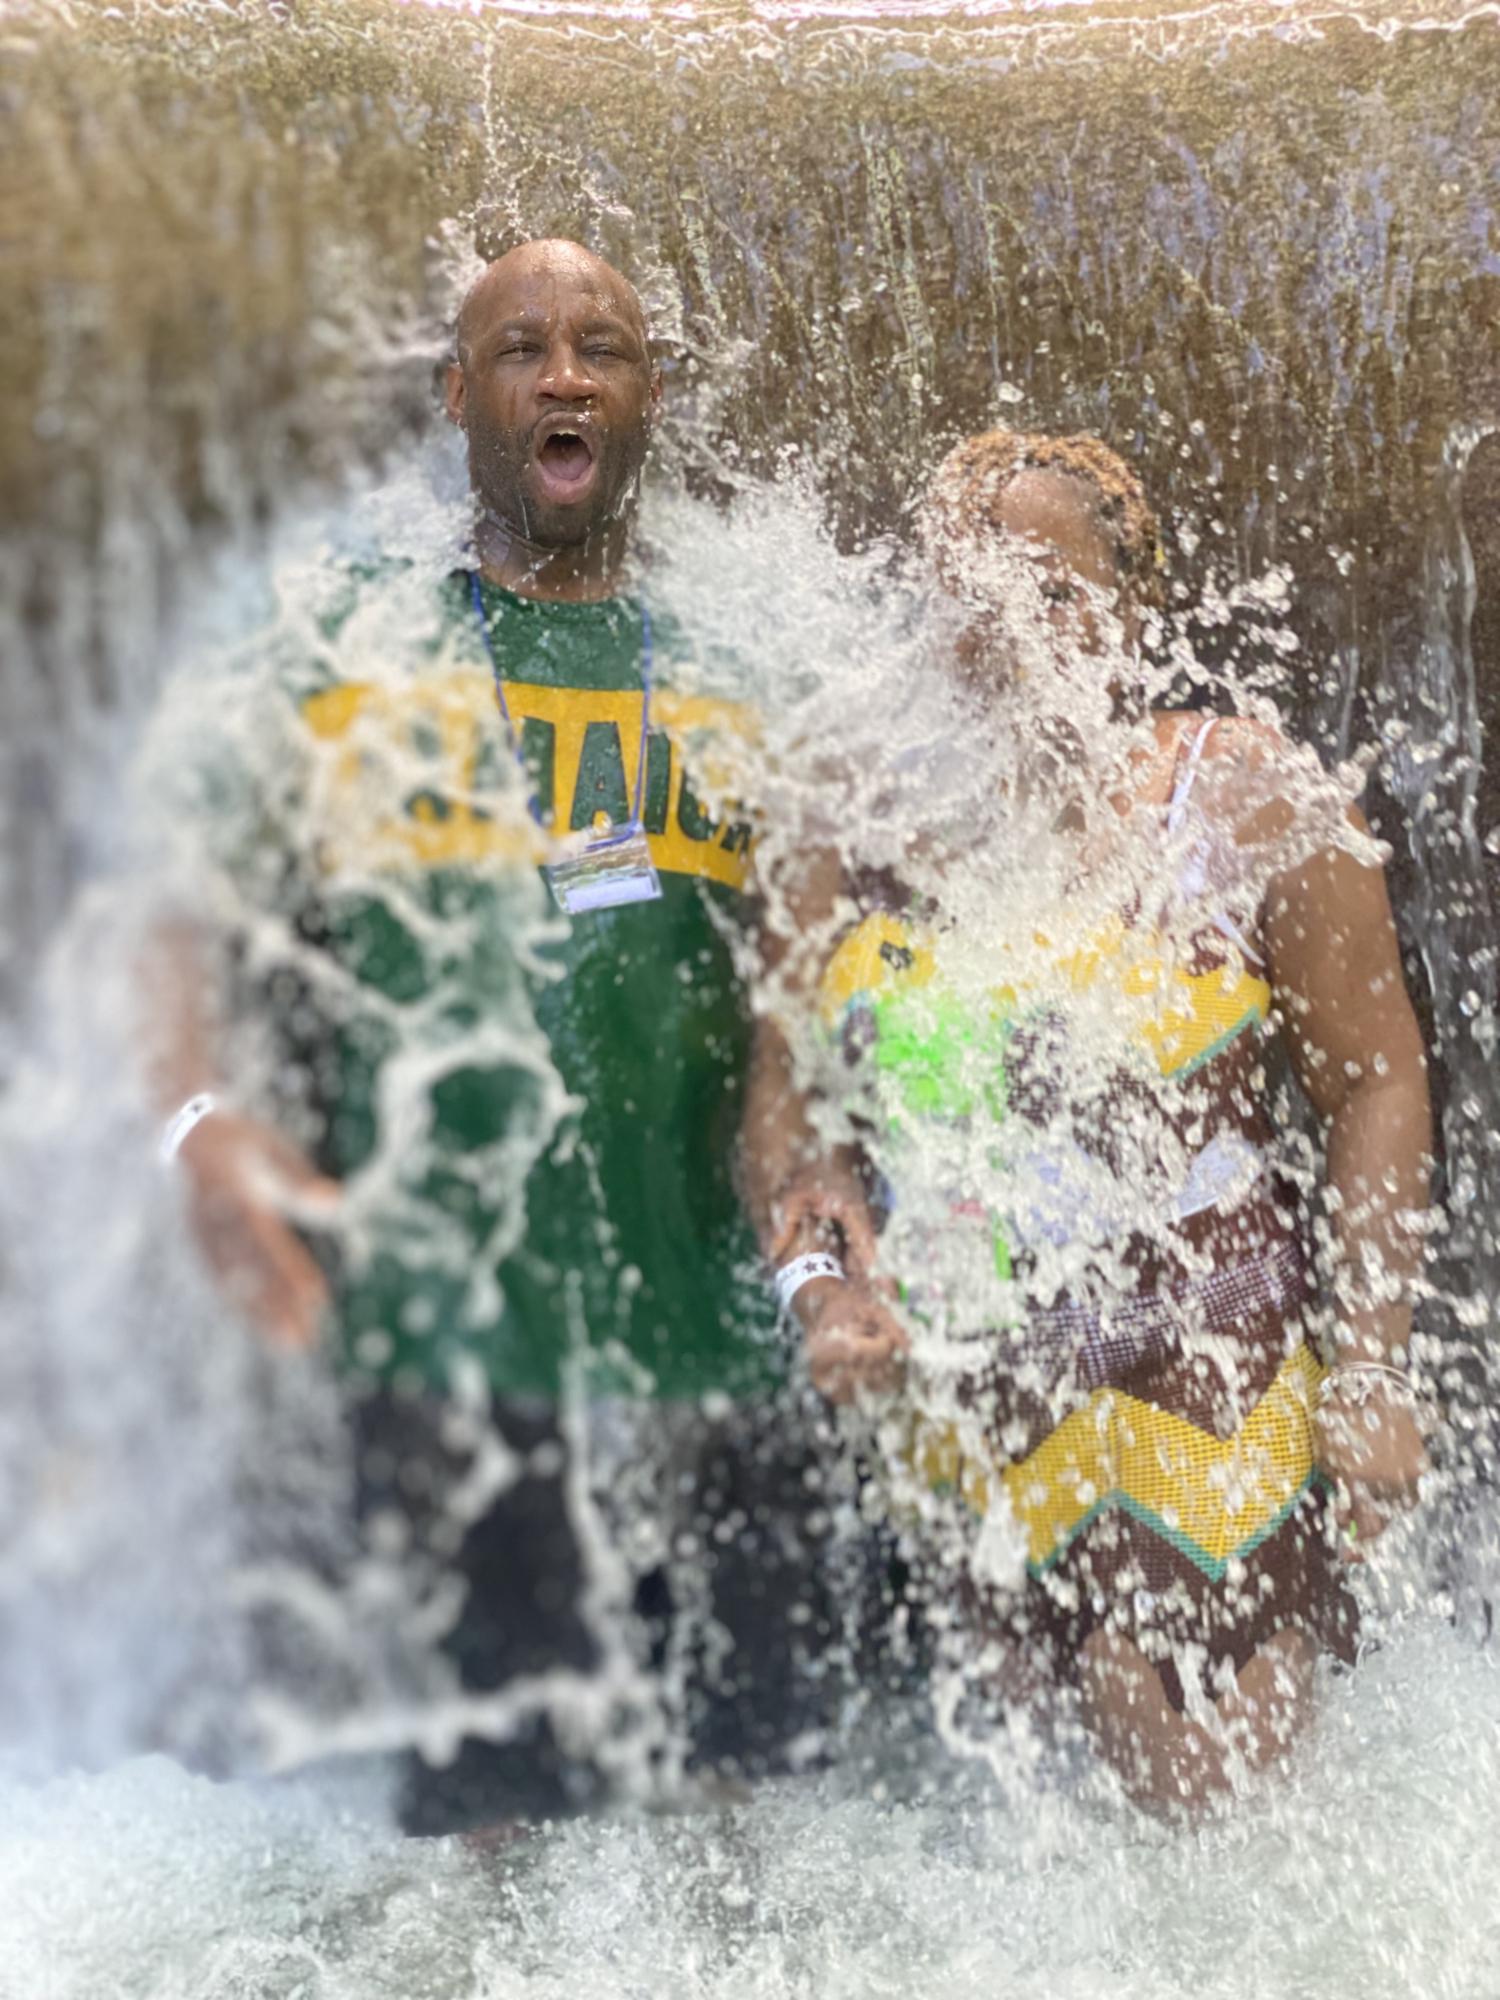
[545,818,662,915]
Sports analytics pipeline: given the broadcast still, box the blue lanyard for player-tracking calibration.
[468,570,653,830]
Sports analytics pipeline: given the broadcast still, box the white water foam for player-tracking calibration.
[1,1616,1496,2000]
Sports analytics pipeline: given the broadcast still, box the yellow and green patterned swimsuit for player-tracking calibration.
[820,719,1355,1699]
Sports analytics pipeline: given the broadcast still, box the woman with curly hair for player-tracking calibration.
[745,428,1432,1811]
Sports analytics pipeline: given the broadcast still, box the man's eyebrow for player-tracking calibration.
[579,311,642,339]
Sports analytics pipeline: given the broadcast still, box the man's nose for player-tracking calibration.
[537,340,597,401]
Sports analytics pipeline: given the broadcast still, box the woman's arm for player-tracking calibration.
[1264,824,1431,1364]
[1263,817,1433,1547]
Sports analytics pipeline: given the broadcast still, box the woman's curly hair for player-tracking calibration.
[923,428,1165,611]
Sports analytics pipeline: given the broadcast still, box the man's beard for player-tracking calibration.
[470,417,648,551]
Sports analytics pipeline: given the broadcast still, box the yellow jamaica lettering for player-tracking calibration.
[300,671,756,892]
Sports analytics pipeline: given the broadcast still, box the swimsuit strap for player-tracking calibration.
[1162,713,1268,969]
[1164,715,1218,833]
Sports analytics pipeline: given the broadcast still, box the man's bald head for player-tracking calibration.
[455,240,649,370]
[446,238,660,561]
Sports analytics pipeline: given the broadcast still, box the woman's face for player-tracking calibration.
[937,466,1137,700]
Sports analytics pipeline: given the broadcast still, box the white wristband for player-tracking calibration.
[774,1251,845,1314]
[160,1092,219,1164]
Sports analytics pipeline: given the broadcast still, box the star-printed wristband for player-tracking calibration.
[773,1251,845,1315]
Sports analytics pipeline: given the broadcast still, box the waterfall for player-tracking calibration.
[4,6,1500,1992]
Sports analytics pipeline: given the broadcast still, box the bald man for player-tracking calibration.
[448,239,658,598]
[149,241,839,1834]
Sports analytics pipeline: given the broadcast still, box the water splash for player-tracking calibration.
[3,0,1500,1989]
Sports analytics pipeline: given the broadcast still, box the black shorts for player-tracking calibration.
[350,1385,849,1834]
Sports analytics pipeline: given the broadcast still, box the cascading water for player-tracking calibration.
[3,3,1500,1995]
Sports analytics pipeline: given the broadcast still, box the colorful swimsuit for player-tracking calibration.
[822,718,1356,1708]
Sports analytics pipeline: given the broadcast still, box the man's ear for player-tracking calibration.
[444,360,466,429]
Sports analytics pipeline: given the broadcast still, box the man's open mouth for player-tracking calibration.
[534,424,598,503]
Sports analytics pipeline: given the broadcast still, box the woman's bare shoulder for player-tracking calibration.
[1200,712,1299,769]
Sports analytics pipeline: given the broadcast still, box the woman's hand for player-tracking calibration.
[1316,1373,1430,1561]
[802,1276,909,1405]
[178,1111,340,1351]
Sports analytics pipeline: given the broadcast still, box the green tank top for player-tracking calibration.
[267,572,779,1402]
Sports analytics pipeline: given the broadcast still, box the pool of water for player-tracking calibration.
[4,1611,1497,2000]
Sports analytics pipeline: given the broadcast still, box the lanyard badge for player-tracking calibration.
[544,816,661,914]
[469,573,664,916]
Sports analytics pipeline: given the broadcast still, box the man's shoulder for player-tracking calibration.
[651,608,739,687]
[265,559,482,705]
[649,608,762,740]
[308,553,472,647]
[151,557,479,781]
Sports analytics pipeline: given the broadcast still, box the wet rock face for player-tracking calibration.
[1466,437,1500,891]
[4,1,1498,681]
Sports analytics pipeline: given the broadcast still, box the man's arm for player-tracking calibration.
[741,839,877,1267]
[741,845,908,1402]
[1263,819,1432,1548]
[741,1012,870,1260]
[144,920,336,1351]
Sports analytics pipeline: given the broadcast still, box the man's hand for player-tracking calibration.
[1316,1375,1429,1562]
[801,1276,909,1405]
[771,1165,883,1281]
[178,1112,339,1351]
